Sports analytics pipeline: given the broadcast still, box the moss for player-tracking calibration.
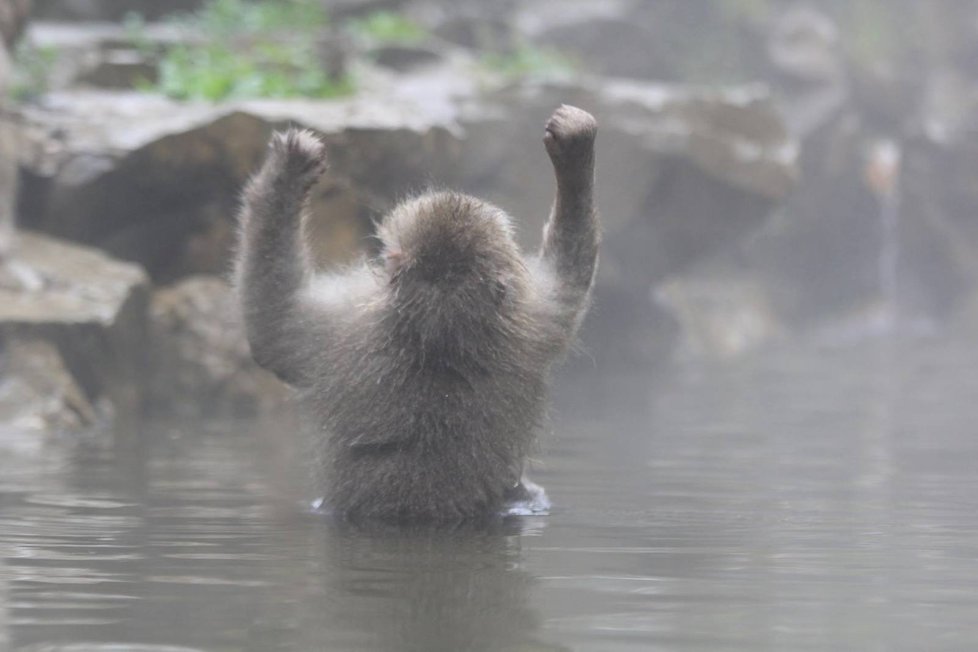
[480,44,579,82]
[9,41,59,102]
[149,0,353,102]
[347,10,428,45]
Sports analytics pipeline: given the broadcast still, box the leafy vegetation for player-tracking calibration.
[151,0,353,102]
[480,45,578,82]
[347,10,428,45]
[8,41,59,102]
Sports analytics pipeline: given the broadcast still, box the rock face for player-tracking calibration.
[31,0,203,21]
[452,81,796,364]
[146,276,289,417]
[0,6,804,441]
[0,120,16,262]
[517,1,767,83]
[0,337,97,436]
[0,0,30,261]
[454,81,795,274]
[14,64,795,368]
[654,270,784,359]
[19,92,459,282]
[0,232,149,433]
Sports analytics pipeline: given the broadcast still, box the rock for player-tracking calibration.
[596,81,796,283]
[0,0,29,262]
[31,0,204,22]
[654,272,784,359]
[146,276,289,417]
[0,0,30,47]
[450,80,795,365]
[14,40,795,368]
[19,92,460,282]
[432,12,512,52]
[768,5,844,88]
[371,44,444,72]
[79,48,158,89]
[0,231,149,433]
[456,81,795,279]
[0,336,98,435]
[0,119,16,263]
[894,131,978,321]
[518,1,767,83]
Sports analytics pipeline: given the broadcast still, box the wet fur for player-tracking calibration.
[235,106,599,522]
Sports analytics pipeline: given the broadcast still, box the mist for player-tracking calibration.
[1,1,977,650]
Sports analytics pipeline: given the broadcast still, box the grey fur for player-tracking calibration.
[235,105,599,522]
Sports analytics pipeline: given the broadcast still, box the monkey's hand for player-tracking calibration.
[543,104,597,179]
[265,128,328,197]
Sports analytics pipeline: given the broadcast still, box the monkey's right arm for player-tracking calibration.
[235,130,328,387]
[538,105,600,345]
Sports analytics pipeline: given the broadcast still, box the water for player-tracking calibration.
[874,139,903,333]
[2,335,978,651]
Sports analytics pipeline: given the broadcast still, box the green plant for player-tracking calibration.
[9,41,59,102]
[719,0,774,23]
[177,0,329,35]
[480,45,578,81]
[347,10,428,45]
[149,0,353,102]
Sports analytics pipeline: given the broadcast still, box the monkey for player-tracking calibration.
[235,105,598,523]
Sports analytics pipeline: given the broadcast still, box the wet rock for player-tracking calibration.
[452,80,795,365]
[0,119,17,265]
[21,105,270,281]
[654,272,784,359]
[0,231,149,432]
[25,22,186,94]
[19,92,459,282]
[0,0,30,47]
[0,0,29,263]
[79,48,158,89]
[371,44,444,72]
[740,7,957,329]
[432,12,512,52]
[0,336,98,435]
[768,5,844,88]
[14,41,795,368]
[595,81,796,283]
[518,1,767,83]
[31,0,203,22]
[894,131,978,321]
[147,276,289,418]
[457,81,795,277]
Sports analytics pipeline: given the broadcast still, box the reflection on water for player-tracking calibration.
[2,336,978,651]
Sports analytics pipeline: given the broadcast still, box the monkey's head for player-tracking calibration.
[377,193,529,313]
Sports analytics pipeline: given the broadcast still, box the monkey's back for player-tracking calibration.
[309,299,550,523]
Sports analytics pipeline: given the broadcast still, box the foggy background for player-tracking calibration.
[1,1,978,651]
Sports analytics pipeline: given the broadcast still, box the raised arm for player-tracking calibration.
[235,129,327,387]
[538,105,600,336]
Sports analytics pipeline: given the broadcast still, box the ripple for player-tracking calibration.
[16,645,207,652]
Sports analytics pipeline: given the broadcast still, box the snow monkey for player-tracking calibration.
[235,105,599,522]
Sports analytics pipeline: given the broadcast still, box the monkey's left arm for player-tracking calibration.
[235,130,328,387]
[538,105,600,341]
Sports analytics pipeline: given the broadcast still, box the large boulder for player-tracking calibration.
[0,336,97,437]
[0,232,149,434]
[452,81,796,365]
[19,92,461,282]
[517,0,768,83]
[454,80,795,282]
[14,33,795,368]
[146,275,289,417]
[0,0,30,263]
[31,0,203,21]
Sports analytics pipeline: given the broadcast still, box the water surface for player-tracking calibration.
[2,336,977,651]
